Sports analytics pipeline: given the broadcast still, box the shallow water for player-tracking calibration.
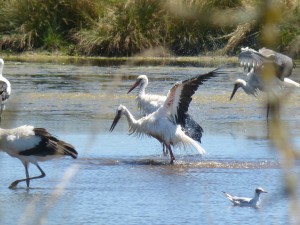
[0,60,300,225]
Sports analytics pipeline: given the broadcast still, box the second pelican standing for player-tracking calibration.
[110,68,222,164]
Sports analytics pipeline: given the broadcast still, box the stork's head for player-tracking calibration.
[109,105,126,132]
[127,75,148,94]
[230,79,246,100]
[255,187,267,195]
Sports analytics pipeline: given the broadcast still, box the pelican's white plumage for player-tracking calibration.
[223,187,267,208]
[111,68,221,164]
[0,125,78,188]
[0,58,11,123]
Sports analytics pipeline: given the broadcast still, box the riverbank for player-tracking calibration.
[2,51,238,67]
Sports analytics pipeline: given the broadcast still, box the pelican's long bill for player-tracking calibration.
[230,83,239,100]
[127,79,141,94]
[109,109,122,132]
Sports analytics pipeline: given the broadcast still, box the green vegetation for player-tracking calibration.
[0,0,299,57]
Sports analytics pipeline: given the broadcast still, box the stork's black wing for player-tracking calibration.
[163,68,222,127]
[19,128,78,159]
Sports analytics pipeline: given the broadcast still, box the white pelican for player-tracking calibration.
[0,58,11,123]
[223,187,267,208]
[110,68,221,164]
[230,47,299,117]
[0,125,78,189]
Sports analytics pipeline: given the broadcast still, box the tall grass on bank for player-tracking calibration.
[74,0,246,56]
[74,0,167,56]
[0,0,101,52]
[0,0,299,56]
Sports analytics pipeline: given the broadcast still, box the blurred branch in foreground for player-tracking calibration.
[260,0,300,223]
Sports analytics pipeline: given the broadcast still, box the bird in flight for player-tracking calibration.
[230,47,299,118]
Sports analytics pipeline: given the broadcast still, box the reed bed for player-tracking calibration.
[0,0,299,57]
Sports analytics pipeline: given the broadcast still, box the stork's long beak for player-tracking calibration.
[230,84,239,101]
[109,110,122,132]
[127,80,141,94]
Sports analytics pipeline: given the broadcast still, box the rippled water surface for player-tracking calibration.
[0,60,300,225]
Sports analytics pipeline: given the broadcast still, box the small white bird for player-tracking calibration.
[0,58,11,123]
[223,187,267,207]
[0,125,78,189]
[230,47,299,117]
[110,68,221,164]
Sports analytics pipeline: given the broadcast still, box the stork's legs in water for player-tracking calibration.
[162,144,169,156]
[9,162,46,189]
[167,145,175,164]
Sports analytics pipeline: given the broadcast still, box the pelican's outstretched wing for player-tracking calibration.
[163,68,221,127]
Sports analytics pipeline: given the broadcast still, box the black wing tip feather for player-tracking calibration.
[19,128,78,159]
[175,67,222,126]
[58,140,78,159]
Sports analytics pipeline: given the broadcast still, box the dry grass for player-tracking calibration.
[0,0,299,56]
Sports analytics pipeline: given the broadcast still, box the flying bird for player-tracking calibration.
[110,68,222,164]
[0,125,78,189]
[230,47,299,117]
[0,58,11,124]
[223,187,267,208]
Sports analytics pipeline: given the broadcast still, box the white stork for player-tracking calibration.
[110,68,221,164]
[223,187,267,208]
[230,47,299,117]
[127,75,204,155]
[0,125,78,189]
[0,58,11,124]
